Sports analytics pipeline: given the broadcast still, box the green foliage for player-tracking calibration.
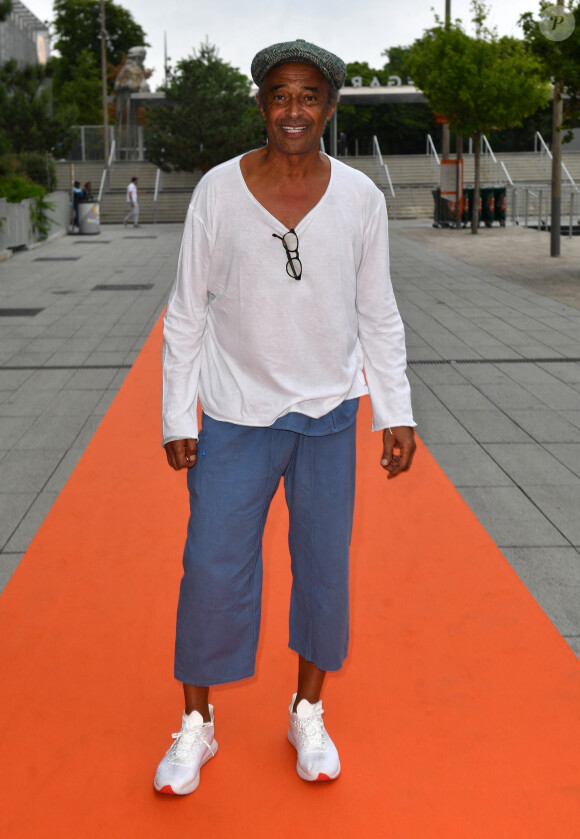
[30,194,55,241]
[53,0,148,89]
[409,0,551,232]
[17,153,57,192]
[0,174,45,202]
[408,4,551,139]
[50,50,104,125]
[520,1,580,139]
[0,60,77,154]
[0,1,12,23]
[145,43,263,173]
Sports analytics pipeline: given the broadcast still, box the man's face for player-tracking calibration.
[259,63,335,156]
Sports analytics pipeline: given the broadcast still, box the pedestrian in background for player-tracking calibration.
[124,177,140,227]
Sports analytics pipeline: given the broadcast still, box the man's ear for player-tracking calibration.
[257,94,267,122]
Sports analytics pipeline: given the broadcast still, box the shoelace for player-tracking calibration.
[294,710,329,753]
[167,724,217,765]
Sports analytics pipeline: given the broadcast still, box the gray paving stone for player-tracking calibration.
[0,449,63,493]
[546,443,580,478]
[502,547,580,636]
[414,409,474,444]
[427,443,514,487]
[457,485,569,547]
[0,493,35,549]
[62,368,119,390]
[12,413,88,451]
[477,382,543,411]
[521,484,580,545]
[44,389,103,416]
[508,409,580,443]
[453,409,534,443]
[425,383,495,411]
[0,415,35,448]
[483,443,580,486]
[0,369,34,391]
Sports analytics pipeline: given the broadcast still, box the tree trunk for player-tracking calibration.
[551,82,563,257]
[471,132,481,234]
[455,134,463,229]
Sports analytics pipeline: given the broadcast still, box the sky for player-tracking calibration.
[27,0,544,90]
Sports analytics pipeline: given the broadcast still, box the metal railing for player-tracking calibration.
[153,167,162,224]
[373,135,396,218]
[521,184,578,237]
[426,134,440,180]
[97,140,116,203]
[64,126,116,161]
[534,131,578,189]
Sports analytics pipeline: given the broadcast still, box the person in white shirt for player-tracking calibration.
[154,39,416,797]
[123,177,139,227]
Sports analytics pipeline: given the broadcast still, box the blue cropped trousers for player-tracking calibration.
[174,412,357,686]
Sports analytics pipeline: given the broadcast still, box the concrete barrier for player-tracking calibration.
[0,192,70,260]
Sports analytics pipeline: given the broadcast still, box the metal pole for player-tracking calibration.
[100,0,109,164]
[569,192,574,239]
[551,82,563,255]
[455,134,463,228]
[441,0,451,159]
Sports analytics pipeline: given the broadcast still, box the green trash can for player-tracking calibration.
[494,187,507,227]
[432,188,456,227]
[463,188,482,227]
[481,188,495,227]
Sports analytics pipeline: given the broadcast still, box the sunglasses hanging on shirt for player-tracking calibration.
[272,229,302,280]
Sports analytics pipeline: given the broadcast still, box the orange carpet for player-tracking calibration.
[1,319,579,838]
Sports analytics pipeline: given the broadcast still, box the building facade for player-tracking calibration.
[0,0,50,68]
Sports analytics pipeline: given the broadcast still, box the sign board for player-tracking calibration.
[440,158,464,217]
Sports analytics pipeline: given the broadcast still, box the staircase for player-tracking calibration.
[54,150,580,223]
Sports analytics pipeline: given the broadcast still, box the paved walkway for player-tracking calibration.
[1,220,579,656]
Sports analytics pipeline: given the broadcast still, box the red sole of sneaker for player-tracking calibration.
[155,785,178,795]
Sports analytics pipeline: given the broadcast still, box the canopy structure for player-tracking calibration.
[328,85,428,154]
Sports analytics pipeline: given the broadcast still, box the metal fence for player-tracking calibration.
[519,185,580,236]
[62,127,116,162]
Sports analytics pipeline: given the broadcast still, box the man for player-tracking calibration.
[123,176,139,227]
[155,39,416,796]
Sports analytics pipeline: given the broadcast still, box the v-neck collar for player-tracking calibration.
[236,153,335,235]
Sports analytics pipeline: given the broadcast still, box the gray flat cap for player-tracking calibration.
[251,39,346,90]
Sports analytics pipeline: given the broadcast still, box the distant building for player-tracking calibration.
[0,0,50,68]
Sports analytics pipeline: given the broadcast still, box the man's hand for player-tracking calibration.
[380,426,416,480]
[164,438,197,470]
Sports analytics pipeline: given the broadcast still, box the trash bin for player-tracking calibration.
[432,188,456,227]
[494,187,507,227]
[78,201,100,235]
[481,188,495,227]
[462,188,482,226]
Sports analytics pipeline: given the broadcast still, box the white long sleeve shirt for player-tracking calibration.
[162,154,414,443]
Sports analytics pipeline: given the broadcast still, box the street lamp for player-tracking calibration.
[100,0,109,163]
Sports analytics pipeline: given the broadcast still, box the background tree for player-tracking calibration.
[145,43,263,173]
[51,0,148,124]
[520,1,580,255]
[0,1,12,23]
[0,60,76,154]
[409,1,551,233]
[52,0,148,85]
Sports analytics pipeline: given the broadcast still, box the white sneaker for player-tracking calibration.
[154,706,218,795]
[287,694,341,782]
